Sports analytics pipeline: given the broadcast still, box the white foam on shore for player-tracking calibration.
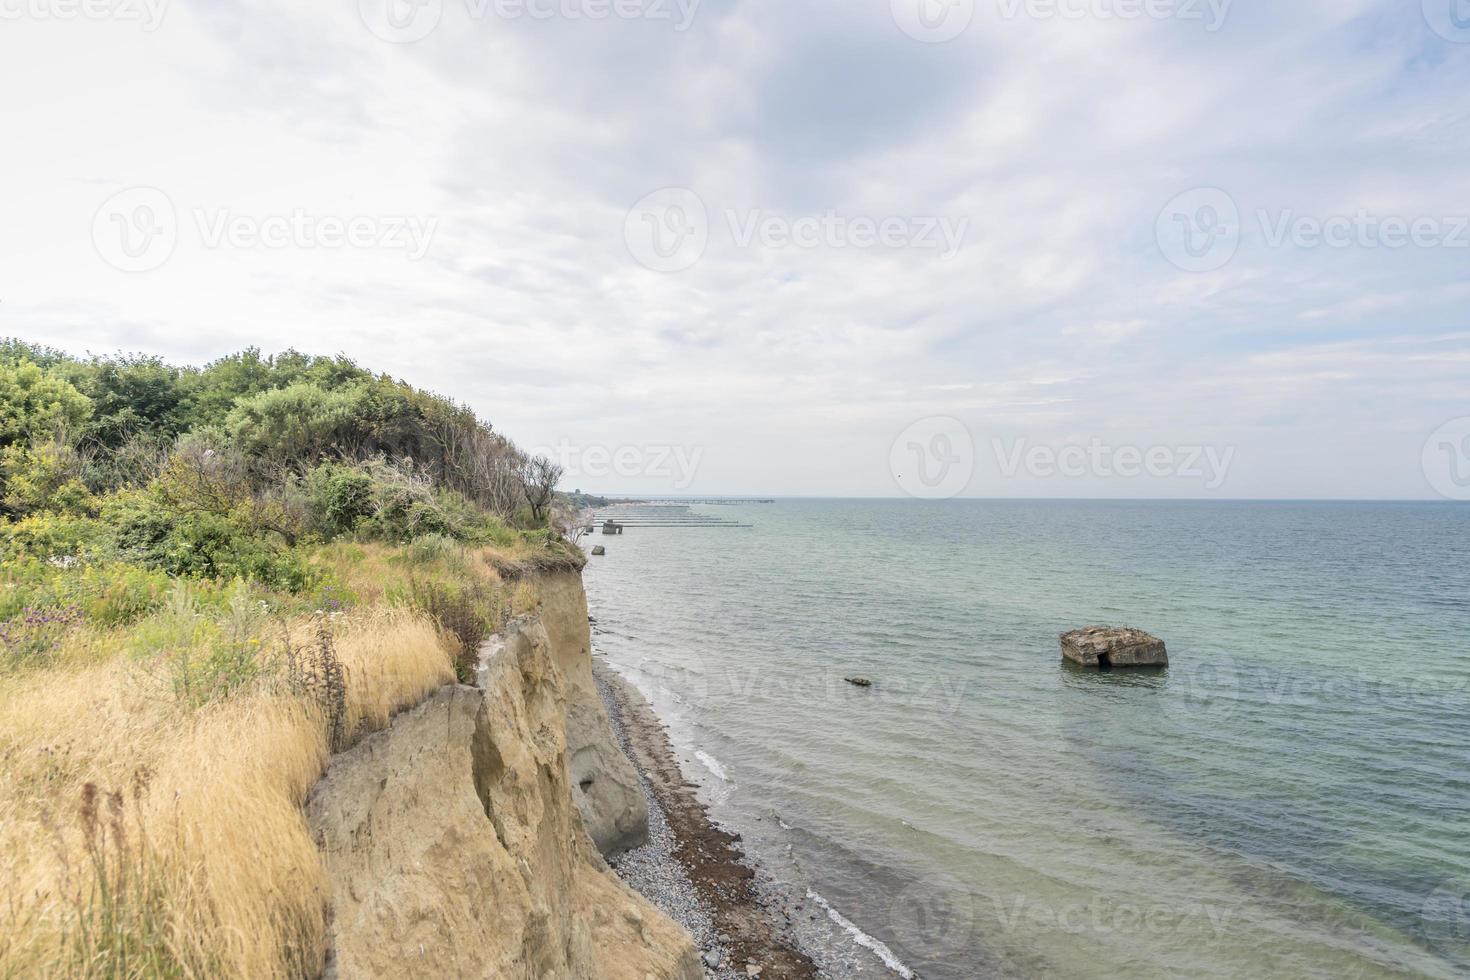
[805,888,916,979]
[694,750,730,782]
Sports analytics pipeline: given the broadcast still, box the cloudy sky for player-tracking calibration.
[2,0,1468,498]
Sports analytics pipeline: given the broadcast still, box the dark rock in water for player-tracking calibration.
[1060,626,1167,669]
[591,545,606,556]
[844,677,873,688]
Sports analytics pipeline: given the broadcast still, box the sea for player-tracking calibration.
[581,499,1470,979]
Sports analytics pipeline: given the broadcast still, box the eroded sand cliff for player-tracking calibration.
[305,573,699,979]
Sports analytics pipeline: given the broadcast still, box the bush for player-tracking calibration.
[224,383,355,465]
[0,360,91,448]
[304,463,375,538]
[405,533,460,565]
[1,512,110,562]
[103,490,314,592]
[129,583,271,708]
[406,577,499,683]
[0,558,170,630]
[1,440,94,517]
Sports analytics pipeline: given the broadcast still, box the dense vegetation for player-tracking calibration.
[0,341,576,978]
[0,340,569,589]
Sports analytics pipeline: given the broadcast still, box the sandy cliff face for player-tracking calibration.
[305,576,698,980]
[537,572,649,857]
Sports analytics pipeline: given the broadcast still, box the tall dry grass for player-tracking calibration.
[0,606,453,979]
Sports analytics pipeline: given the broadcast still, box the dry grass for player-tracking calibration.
[0,605,454,979]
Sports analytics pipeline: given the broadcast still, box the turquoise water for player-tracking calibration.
[582,500,1470,979]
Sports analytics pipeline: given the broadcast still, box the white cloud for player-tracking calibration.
[1,0,1466,497]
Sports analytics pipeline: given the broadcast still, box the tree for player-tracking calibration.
[224,383,356,465]
[520,455,563,524]
[0,361,91,448]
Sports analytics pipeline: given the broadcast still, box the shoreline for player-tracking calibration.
[593,659,820,980]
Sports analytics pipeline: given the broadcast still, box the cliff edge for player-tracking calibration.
[305,574,698,979]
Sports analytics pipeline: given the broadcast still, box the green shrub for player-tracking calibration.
[405,533,460,565]
[225,383,356,465]
[304,463,375,537]
[102,486,313,592]
[1,512,110,562]
[405,577,499,683]
[0,360,91,448]
[1,440,94,517]
[129,582,272,708]
[0,558,172,636]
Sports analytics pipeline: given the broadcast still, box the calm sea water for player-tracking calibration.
[582,500,1470,980]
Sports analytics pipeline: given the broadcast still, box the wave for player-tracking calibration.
[694,750,731,782]
[805,889,916,979]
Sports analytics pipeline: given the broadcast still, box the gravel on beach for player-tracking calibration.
[595,665,746,980]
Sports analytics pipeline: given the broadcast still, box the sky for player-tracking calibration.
[2,0,1468,499]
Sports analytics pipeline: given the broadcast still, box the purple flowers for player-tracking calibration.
[319,585,345,613]
[0,604,83,666]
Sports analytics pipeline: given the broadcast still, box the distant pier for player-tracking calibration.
[589,503,755,529]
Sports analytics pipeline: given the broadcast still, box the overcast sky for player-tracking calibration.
[2,0,1468,498]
